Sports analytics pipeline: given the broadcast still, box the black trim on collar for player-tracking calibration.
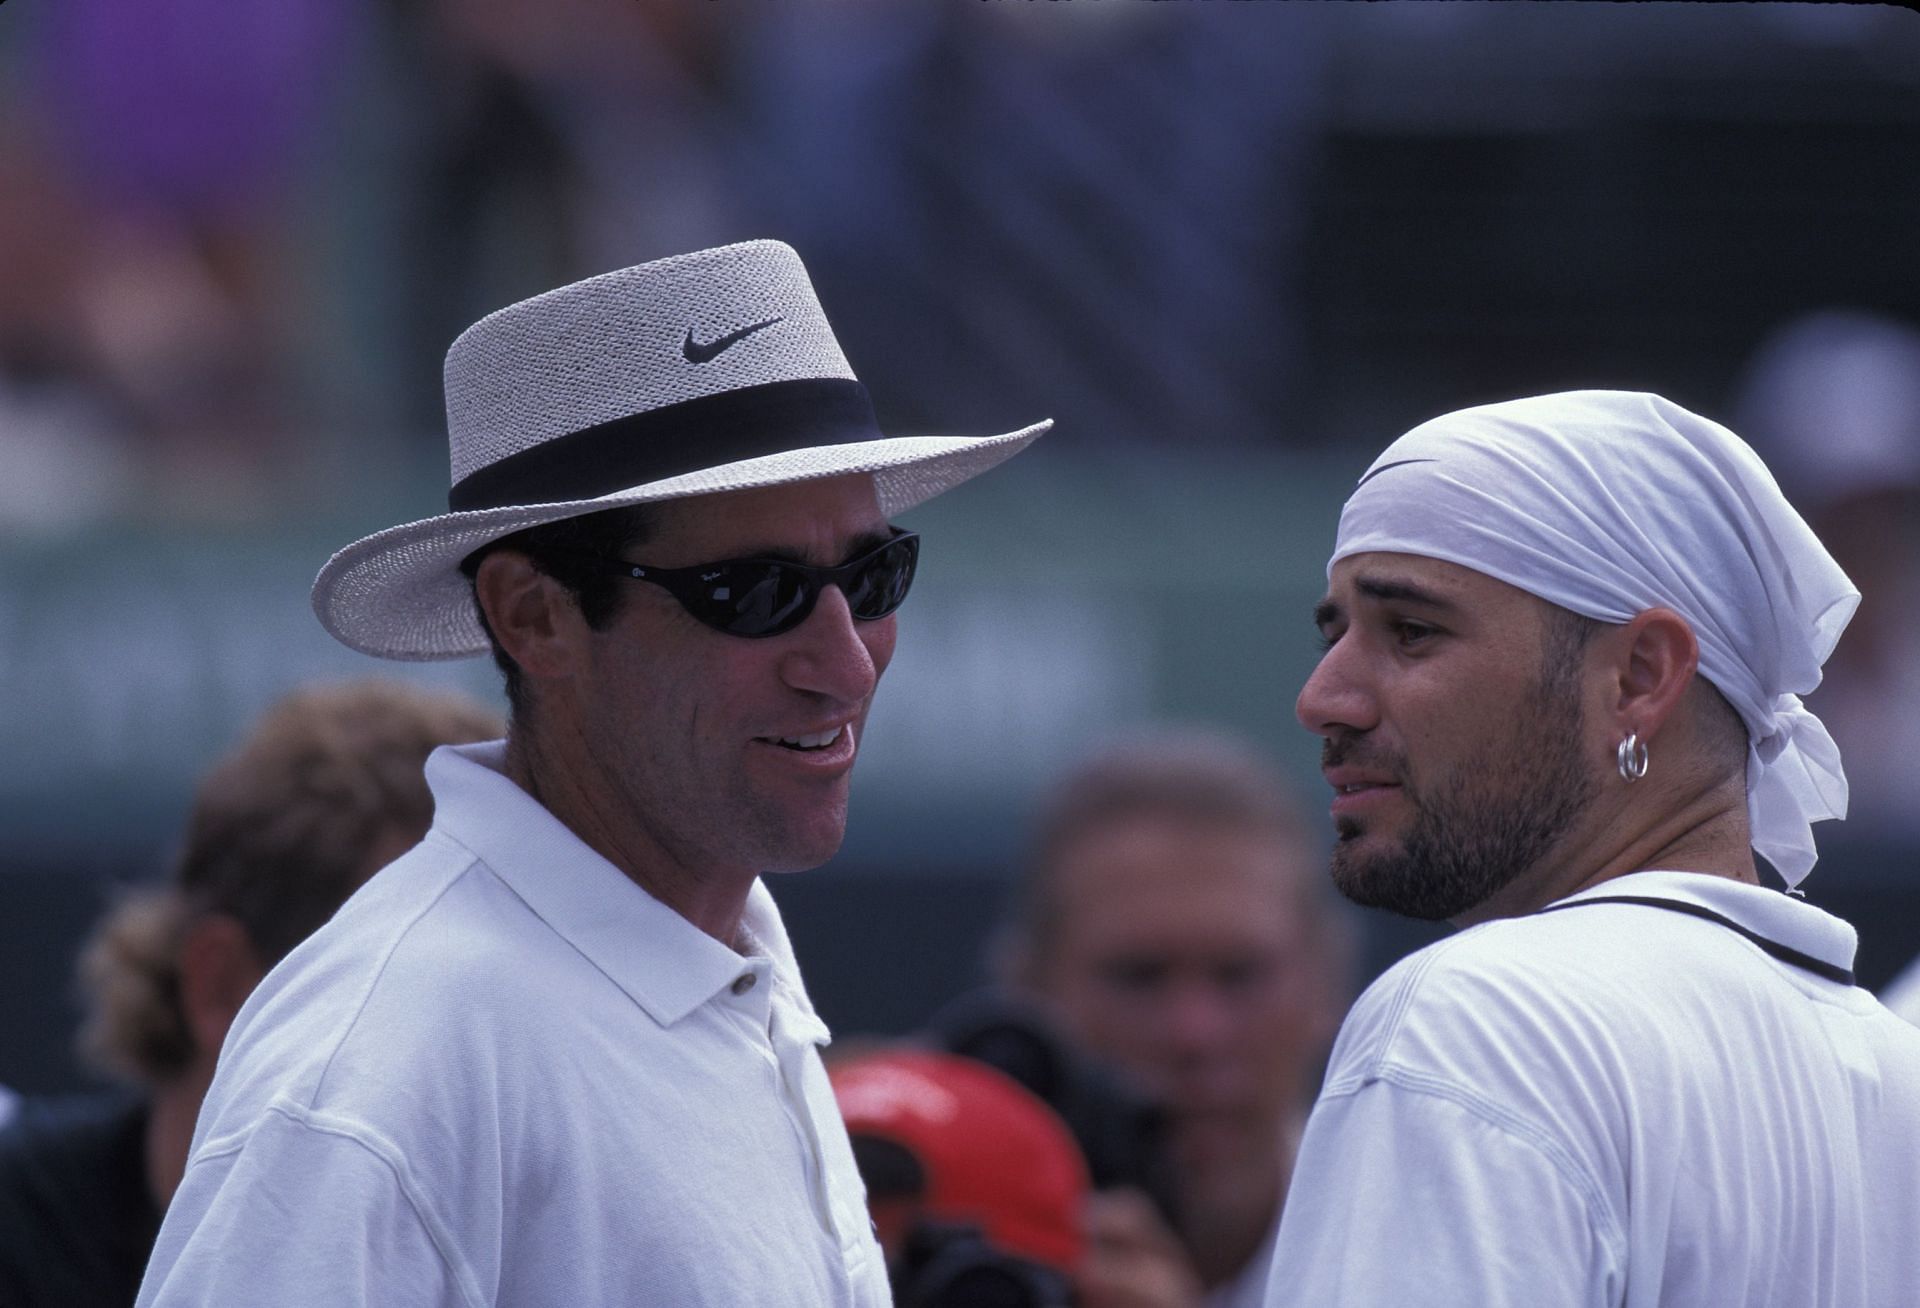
[447,378,885,513]
[1534,893,1854,985]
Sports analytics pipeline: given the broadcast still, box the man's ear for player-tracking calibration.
[474,550,586,682]
[178,914,266,1059]
[1609,607,1699,743]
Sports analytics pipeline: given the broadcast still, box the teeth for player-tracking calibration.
[775,728,842,750]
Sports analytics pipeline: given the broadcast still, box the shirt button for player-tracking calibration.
[731,973,758,996]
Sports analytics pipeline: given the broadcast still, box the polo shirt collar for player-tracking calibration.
[424,741,830,1035]
[1551,869,1858,979]
[739,885,832,1046]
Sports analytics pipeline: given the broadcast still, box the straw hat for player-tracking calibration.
[312,240,1050,660]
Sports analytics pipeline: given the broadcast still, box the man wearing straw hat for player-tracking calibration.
[1269,391,1920,1307]
[138,241,1048,1307]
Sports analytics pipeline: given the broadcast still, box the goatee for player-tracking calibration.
[1325,681,1596,922]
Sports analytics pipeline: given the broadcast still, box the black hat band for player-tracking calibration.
[447,379,885,513]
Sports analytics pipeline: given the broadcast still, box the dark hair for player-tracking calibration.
[1539,603,1605,698]
[458,504,659,720]
[1694,682,1750,774]
[1537,603,1749,774]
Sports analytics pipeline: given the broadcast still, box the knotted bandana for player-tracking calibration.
[1332,390,1859,890]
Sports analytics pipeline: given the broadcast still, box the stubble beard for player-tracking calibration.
[1326,676,1598,922]
[748,783,852,874]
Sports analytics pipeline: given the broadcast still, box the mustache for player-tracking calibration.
[1321,734,1407,780]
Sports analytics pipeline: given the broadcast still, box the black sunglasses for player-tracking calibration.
[572,529,920,638]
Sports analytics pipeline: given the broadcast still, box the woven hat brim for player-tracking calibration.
[312,421,1051,661]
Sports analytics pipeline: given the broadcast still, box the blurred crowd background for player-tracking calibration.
[6,0,1920,1095]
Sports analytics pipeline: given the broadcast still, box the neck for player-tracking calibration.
[145,1060,216,1209]
[1457,771,1755,927]
[506,727,755,948]
[1176,1113,1299,1288]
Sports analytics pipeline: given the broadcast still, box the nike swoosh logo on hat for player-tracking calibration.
[1355,457,1436,488]
[682,316,784,364]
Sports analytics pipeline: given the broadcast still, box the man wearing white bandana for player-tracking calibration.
[1268,391,1920,1307]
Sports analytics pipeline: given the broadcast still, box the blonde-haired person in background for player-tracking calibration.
[0,680,501,1308]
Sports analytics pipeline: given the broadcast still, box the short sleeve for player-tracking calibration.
[1265,1079,1623,1308]
[137,1106,481,1308]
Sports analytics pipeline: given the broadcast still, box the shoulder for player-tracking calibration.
[145,1102,483,1308]
[1330,914,1589,1047]
[1326,907,1690,1102]
[241,829,563,1030]
[1300,916,1653,1269]
[201,838,564,1138]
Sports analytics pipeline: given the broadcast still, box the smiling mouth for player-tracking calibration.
[761,727,844,752]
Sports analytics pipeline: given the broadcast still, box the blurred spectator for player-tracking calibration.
[390,0,759,427]
[994,729,1354,1308]
[0,107,137,532]
[831,1047,1088,1308]
[381,0,1334,451]
[1733,309,1920,844]
[0,680,501,1308]
[0,0,360,521]
[738,2,1331,448]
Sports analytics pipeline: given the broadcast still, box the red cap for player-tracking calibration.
[830,1048,1090,1272]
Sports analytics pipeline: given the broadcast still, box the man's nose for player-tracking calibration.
[1160,978,1238,1058]
[1296,639,1376,738]
[780,583,883,704]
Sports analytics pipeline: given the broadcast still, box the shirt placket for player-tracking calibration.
[716,955,867,1302]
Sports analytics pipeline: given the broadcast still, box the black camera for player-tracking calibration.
[922,988,1181,1229]
[891,1221,1073,1308]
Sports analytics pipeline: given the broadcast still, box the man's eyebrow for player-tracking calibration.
[1354,575,1457,611]
[1312,576,1459,628]
[736,527,896,565]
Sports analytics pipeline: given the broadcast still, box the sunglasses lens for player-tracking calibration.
[846,535,918,619]
[702,563,812,637]
[649,532,918,638]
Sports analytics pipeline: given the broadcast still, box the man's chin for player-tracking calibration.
[1332,839,1510,922]
[1168,1113,1266,1176]
[1328,836,1455,922]
[1328,826,1396,895]
[755,817,849,875]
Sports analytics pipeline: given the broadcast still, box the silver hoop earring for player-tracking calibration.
[1616,732,1649,783]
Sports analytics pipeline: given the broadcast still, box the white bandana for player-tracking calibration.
[1332,390,1859,890]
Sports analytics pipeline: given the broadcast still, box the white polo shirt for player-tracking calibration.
[1268,871,1920,1308]
[138,741,890,1308]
